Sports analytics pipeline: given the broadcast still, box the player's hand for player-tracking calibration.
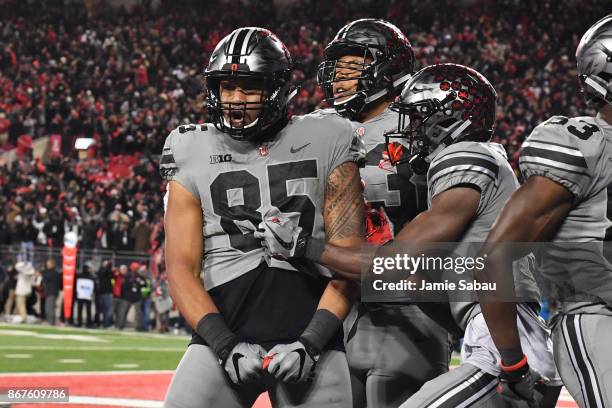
[255,208,309,260]
[222,342,266,384]
[498,362,545,408]
[264,341,318,383]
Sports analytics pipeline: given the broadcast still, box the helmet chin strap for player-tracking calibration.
[584,75,612,106]
[334,92,361,106]
[222,116,260,129]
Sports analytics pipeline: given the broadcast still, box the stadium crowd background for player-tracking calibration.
[0,0,609,329]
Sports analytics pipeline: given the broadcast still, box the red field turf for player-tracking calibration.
[0,372,575,407]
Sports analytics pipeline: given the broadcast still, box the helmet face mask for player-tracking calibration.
[576,15,612,109]
[317,19,415,120]
[385,97,459,172]
[204,28,293,142]
[317,45,379,116]
[386,64,496,174]
[206,74,278,140]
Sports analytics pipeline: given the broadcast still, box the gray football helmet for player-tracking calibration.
[576,14,612,108]
[204,27,294,141]
[385,64,496,174]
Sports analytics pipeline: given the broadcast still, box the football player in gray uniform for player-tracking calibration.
[257,64,562,407]
[477,14,612,408]
[162,27,365,408]
[315,19,451,408]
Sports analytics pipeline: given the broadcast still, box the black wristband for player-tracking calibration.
[304,237,325,262]
[500,345,525,367]
[299,309,342,356]
[195,313,239,363]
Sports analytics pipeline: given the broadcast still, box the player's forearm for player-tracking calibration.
[166,262,218,329]
[298,279,357,355]
[315,241,376,280]
[317,279,358,320]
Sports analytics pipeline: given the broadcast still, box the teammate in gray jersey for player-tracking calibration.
[257,64,562,407]
[316,19,449,408]
[162,27,366,408]
[478,15,612,407]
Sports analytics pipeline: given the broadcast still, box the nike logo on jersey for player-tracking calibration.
[269,228,294,250]
[290,143,311,154]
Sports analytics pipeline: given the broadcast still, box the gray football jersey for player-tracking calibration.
[316,108,427,236]
[360,108,428,235]
[428,141,541,329]
[520,115,612,313]
[160,114,365,290]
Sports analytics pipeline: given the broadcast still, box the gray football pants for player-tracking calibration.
[344,303,450,408]
[553,313,612,408]
[164,344,352,408]
[399,363,561,408]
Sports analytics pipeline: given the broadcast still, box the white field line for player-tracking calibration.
[0,323,190,340]
[0,369,174,377]
[1,345,184,351]
[69,395,163,407]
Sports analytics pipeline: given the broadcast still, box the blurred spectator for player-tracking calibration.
[137,264,152,331]
[112,264,127,323]
[96,260,114,328]
[132,216,152,253]
[2,265,17,317]
[0,263,7,313]
[14,261,35,322]
[115,262,142,329]
[41,258,61,325]
[152,270,171,333]
[75,262,95,327]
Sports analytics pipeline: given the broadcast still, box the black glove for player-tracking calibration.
[498,357,543,408]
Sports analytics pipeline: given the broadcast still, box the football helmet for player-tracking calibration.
[317,19,415,120]
[576,14,612,108]
[205,27,294,141]
[385,64,496,174]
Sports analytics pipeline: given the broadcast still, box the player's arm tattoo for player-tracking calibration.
[324,161,365,243]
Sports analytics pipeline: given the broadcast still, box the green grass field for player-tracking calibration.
[0,324,189,373]
[0,324,461,373]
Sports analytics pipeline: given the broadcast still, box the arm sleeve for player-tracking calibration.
[519,117,591,200]
[159,129,199,199]
[428,143,499,215]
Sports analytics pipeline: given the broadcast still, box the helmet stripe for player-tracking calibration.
[226,29,240,58]
[230,29,249,63]
[339,21,357,39]
[240,28,256,61]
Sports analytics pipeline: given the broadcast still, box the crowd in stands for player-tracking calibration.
[0,0,609,257]
[0,257,175,332]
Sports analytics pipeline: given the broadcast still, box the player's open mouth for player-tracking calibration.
[228,109,246,127]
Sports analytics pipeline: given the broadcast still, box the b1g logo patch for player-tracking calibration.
[210,154,233,164]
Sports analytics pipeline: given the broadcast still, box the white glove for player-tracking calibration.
[254,208,309,260]
[223,342,266,384]
[264,341,318,383]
